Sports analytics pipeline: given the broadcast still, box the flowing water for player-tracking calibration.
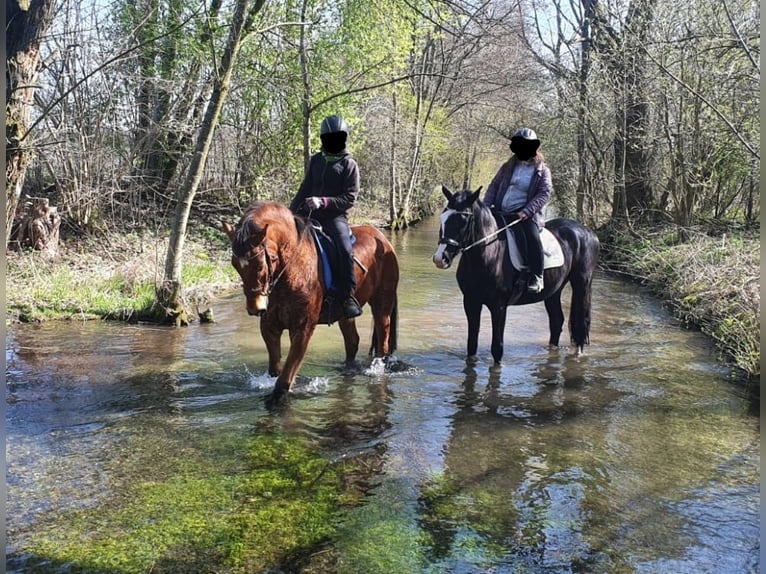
[6,216,760,573]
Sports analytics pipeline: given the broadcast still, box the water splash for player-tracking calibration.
[364,355,422,377]
[245,367,276,391]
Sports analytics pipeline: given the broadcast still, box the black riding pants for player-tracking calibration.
[513,218,544,276]
[318,215,356,297]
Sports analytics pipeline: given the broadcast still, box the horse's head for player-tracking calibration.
[432,184,482,269]
[222,213,278,317]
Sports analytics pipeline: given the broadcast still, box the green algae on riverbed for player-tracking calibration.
[13,433,355,573]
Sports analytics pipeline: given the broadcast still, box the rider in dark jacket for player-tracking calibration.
[289,115,362,319]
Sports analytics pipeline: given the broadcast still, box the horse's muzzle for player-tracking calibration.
[432,244,452,269]
[247,294,269,316]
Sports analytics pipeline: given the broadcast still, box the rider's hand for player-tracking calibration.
[305,197,323,211]
[515,211,529,221]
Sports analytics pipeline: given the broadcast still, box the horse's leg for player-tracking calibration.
[367,297,395,358]
[464,297,482,363]
[543,289,565,347]
[338,318,361,364]
[489,304,508,365]
[272,324,317,397]
[260,320,283,377]
[568,274,593,356]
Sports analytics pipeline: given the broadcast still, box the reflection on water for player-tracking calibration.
[6,217,759,573]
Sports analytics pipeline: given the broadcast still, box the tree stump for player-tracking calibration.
[17,197,61,255]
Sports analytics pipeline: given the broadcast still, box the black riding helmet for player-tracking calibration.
[320,115,349,136]
[320,115,349,154]
[510,127,540,160]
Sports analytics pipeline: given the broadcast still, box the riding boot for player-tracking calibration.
[341,295,362,318]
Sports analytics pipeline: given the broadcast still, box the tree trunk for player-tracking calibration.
[389,92,399,225]
[609,0,656,221]
[155,0,265,324]
[576,0,597,221]
[6,0,58,249]
[13,197,61,255]
[299,0,312,169]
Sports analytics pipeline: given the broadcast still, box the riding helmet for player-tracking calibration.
[511,127,539,144]
[320,115,350,136]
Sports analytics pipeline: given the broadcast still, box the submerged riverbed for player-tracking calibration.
[6,217,760,573]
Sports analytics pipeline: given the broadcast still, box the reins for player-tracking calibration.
[264,247,289,295]
[460,215,521,253]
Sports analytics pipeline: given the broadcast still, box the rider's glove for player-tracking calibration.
[305,197,323,211]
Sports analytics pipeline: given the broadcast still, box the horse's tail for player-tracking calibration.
[388,294,398,354]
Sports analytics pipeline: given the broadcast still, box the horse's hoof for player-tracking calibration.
[575,347,584,358]
[466,355,479,366]
[265,387,289,408]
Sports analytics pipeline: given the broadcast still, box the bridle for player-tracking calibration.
[439,208,522,253]
[240,240,289,297]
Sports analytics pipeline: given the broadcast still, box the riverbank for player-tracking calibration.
[5,221,760,379]
[5,229,238,324]
[596,223,760,381]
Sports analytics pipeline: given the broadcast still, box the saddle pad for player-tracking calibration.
[505,226,564,271]
[311,224,357,295]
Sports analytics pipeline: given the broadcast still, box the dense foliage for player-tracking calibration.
[10,0,758,236]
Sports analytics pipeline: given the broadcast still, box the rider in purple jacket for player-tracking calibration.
[484,128,552,293]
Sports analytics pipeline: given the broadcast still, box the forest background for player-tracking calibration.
[6,0,760,377]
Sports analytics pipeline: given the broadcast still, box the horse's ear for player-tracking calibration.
[222,221,235,241]
[441,185,453,201]
[470,186,483,203]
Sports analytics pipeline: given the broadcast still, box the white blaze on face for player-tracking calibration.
[432,209,456,269]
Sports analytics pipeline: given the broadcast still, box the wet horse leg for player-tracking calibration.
[543,289,565,347]
[489,304,508,364]
[369,300,394,358]
[463,296,482,363]
[338,319,361,364]
[273,324,317,396]
[260,320,283,377]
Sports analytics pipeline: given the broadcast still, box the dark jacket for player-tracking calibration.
[483,155,552,228]
[289,149,360,219]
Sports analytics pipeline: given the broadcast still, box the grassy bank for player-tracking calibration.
[6,228,239,324]
[597,223,760,380]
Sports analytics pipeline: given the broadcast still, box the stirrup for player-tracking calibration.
[528,275,544,293]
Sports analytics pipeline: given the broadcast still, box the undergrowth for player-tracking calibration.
[6,230,239,324]
[598,224,760,378]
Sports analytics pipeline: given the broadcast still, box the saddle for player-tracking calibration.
[309,223,357,324]
[503,224,564,271]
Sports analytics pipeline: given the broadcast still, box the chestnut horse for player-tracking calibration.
[432,186,599,363]
[222,201,399,400]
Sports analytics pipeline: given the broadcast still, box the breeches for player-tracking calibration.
[514,218,544,276]
[319,215,356,295]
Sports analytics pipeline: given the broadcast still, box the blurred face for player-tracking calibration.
[510,138,539,160]
[321,132,347,153]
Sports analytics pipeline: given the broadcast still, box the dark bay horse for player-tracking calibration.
[223,201,399,400]
[432,185,599,363]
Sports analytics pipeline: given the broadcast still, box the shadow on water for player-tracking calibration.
[6,215,760,573]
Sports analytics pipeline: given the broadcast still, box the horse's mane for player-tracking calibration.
[471,198,498,239]
[233,200,305,257]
